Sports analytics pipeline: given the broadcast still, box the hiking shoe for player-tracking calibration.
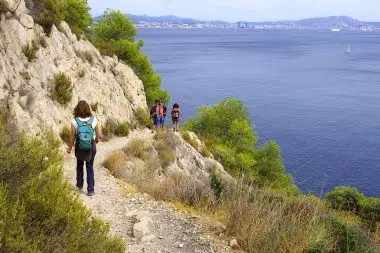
[87,191,95,196]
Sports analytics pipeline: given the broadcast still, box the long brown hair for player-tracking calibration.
[74,100,92,118]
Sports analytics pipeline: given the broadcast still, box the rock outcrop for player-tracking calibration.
[0,1,147,135]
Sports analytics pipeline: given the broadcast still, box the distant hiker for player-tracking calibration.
[161,103,167,128]
[150,99,160,132]
[171,103,182,132]
[67,100,100,196]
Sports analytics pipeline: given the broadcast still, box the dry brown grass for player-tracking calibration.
[375,224,380,245]
[123,138,150,160]
[154,128,179,169]
[137,171,216,207]
[103,151,128,178]
[224,186,327,252]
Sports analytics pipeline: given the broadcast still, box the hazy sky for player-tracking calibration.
[88,0,380,22]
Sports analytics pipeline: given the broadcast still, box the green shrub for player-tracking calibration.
[34,0,91,36]
[90,9,169,105]
[359,198,380,229]
[115,122,129,137]
[22,41,39,62]
[210,172,224,200]
[185,98,298,194]
[63,0,92,37]
[49,72,73,106]
[134,107,151,128]
[59,125,71,145]
[326,218,377,252]
[0,123,125,252]
[326,186,364,213]
[91,102,100,112]
[89,37,116,56]
[0,0,9,13]
[36,1,65,34]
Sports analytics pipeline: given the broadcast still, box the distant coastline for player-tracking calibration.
[93,14,380,31]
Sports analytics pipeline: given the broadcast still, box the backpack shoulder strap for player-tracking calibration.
[75,117,82,126]
[87,116,94,125]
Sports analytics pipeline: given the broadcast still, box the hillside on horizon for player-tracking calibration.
[94,13,379,27]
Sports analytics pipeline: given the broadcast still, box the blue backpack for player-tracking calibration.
[75,117,94,150]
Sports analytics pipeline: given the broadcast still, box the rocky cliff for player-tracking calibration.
[0,0,147,135]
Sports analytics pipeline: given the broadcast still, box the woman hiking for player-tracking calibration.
[67,100,101,196]
[171,103,182,132]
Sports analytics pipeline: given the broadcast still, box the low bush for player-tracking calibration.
[154,129,178,169]
[59,125,71,145]
[325,218,378,252]
[134,107,151,128]
[49,72,73,106]
[103,151,128,178]
[326,186,364,213]
[0,0,9,14]
[91,102,100,112]
[359,198,380,229]
[22,40,39,62]
[0,121,125,252]
[89,37,116,56]
[33,0,91,36]
[115,122,129,137]
[210,172,224,200]
[124,139,149,159]
[102,119,130,139]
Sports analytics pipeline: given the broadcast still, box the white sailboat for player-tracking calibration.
[345,47,351,55]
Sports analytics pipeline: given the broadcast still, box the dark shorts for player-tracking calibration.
[172,117,179,123]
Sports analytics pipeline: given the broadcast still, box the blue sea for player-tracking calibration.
[138,29,380,196]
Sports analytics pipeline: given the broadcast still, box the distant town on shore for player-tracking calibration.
[94,14,380,31]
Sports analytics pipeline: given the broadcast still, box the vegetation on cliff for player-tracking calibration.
[185,98,298,194]
[88,9,170,105]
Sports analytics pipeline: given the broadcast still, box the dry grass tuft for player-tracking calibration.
[181,130,199,150]
[154,128,179,169]
[123,139,150,160]
[103,151,128,178]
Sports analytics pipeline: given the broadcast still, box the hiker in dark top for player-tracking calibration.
[150,99,160,132]
[160,103,167,128]
[171,103,182,132]
[67,100,101,196]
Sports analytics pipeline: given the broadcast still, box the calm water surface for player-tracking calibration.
[139,29,380,196]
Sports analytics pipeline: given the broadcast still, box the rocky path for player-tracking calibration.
[63,129,239,253]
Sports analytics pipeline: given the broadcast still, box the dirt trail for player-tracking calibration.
[63,129,237,253]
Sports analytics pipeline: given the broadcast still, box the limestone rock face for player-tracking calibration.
[168,132,232,182]
[0,5,147,135]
